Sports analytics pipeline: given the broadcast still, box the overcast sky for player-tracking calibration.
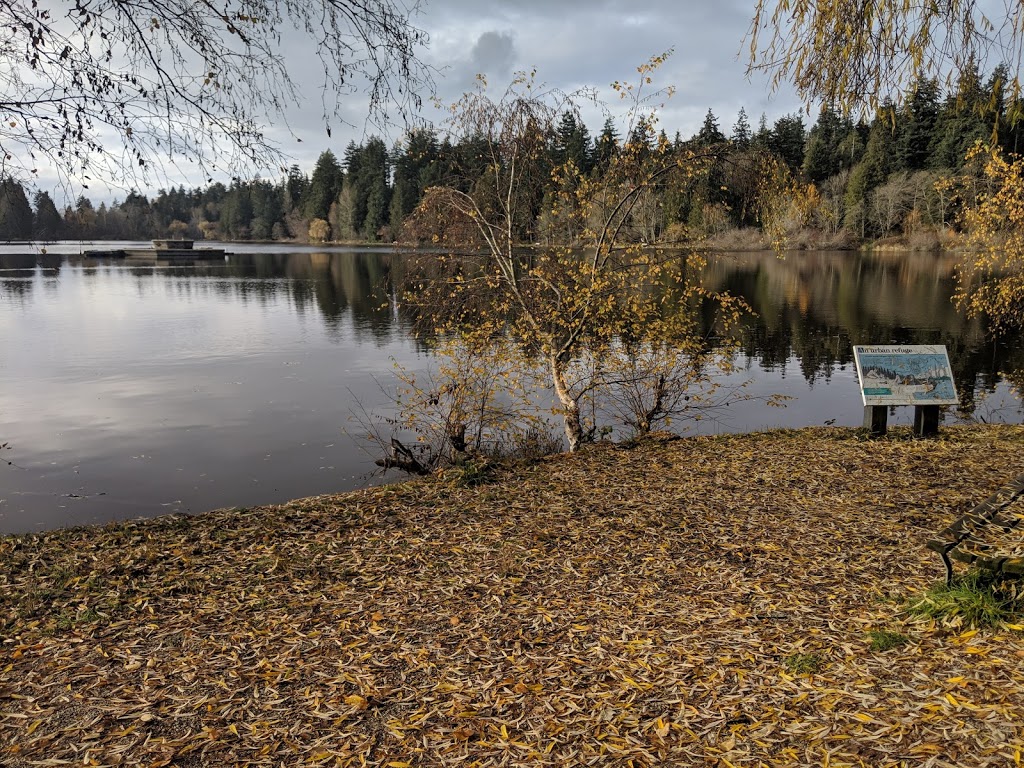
[271,0,804,167]
[78,0,806,201]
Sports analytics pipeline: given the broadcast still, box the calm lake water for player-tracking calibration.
[1,243,1021,533]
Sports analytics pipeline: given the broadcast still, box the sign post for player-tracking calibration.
[853,345,959,437]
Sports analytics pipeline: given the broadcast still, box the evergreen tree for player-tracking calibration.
[64,196,97,239]
[8,59,1015,246]
[553,112,593,173]
[220,181,254,239]
[347,137,390,240]
[836,121,868,170]
[120,190,153,239]
[250,179,284,240]
[389,128,442,235]
[953,60,985,113]
[451,134,490,193]
[364,175,390,240]
[626,118,654,160]
[331,181,356,240]
[150,185,194,231]
[928,94,989,170]
[0,178,33,240]
[844,115,896,232]
[768,114,806,171]
[32,191,62,240]
[896,77,940,171]
[388,171,413,239]
[344,141,369,235]
[594,117,620,168]
[928,65,992,169]
[304,150,344,221]
[986,64,1024,154]
[753,113,772,149]
[95,201,121,238]
[695,109,726,146]
[802,105,844,182]
[204,182,227,204]
[731,107,752,149]
[284,165,308,212]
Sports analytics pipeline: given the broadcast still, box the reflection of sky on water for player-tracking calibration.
[1,248,425,533]
[1,246,1021,534]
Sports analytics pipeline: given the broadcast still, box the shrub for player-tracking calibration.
[308,218,331,243]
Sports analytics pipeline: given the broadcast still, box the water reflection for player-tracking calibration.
[2,246,1020,394]
[701,251,1021,412]
[0,246,1020,534]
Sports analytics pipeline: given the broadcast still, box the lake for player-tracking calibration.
[1,243,1021,533]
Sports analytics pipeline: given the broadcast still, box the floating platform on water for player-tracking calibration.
[84,239,227,260]
[124,248,226,260]
[84,248,227,260]
[82,248,128,258]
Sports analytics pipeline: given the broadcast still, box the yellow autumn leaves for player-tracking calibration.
[955,144,1024,331]
[5,426,1024,766]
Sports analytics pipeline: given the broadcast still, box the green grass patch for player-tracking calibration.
[783,653,821,675]
[868,629,909,652]
[51,607,101,634]
[907,570,1021,629]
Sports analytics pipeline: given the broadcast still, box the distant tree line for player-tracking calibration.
[0,63,1018,247]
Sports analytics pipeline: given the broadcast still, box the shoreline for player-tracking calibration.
[1,236,985,256]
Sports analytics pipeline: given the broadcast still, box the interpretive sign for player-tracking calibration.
[853,345,959,406]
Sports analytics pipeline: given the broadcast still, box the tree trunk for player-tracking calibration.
[550,354,584,452]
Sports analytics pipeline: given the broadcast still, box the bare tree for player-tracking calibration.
[869,172,915,236]
[0,0,431,185]
[814,170,848,237]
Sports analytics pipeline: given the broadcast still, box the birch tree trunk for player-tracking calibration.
[550,354,585,452]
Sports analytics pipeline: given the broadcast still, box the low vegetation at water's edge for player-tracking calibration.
[3,425,1024,767]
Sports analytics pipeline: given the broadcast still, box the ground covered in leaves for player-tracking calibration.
[4,426,1024,767]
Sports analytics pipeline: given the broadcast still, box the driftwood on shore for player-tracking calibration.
[374,437,434,475]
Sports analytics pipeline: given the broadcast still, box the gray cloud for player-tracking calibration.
[86,0,804,202]
[427,29,519,99]
[470,31,517,79]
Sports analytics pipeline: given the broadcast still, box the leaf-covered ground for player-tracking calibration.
[3,426,1024,768]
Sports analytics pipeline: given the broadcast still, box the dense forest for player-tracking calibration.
[1,65,1019,248]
